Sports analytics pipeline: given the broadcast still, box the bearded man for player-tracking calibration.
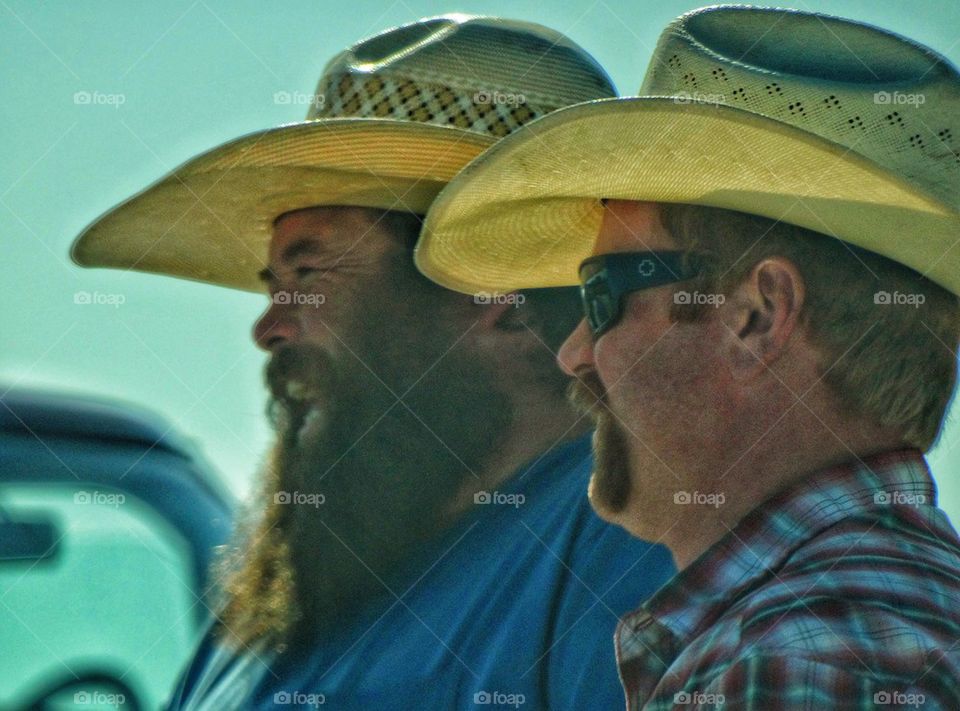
[71,15,675,710]
[417,6,960,709]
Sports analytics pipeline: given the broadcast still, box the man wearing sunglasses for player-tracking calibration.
[416,6,960,708]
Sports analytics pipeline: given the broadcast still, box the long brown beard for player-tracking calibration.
[212,445,298,651]
[568,371,633,514]
[213,268,512,652]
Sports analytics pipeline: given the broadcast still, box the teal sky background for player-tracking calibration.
[5,0,960,522]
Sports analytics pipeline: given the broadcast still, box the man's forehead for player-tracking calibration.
[268,206,383,258]
[592,200,676,255]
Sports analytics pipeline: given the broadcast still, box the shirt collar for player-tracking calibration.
[638,449,936,645]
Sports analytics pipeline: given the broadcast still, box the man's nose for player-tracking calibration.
[253,299,300,352]
[557,319,595,376]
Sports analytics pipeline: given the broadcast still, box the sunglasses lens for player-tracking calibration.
[589,292,615,335]
[581,268,616,336]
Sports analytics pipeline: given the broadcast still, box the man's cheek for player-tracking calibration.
[599,374,636,418]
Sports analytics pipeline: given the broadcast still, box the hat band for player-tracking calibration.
[308,69,547,137]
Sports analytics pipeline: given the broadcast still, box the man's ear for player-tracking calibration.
[722,257,805,379]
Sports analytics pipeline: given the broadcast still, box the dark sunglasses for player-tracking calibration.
[578,251,703,337]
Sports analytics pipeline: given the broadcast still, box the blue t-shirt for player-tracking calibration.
[167,434,675,709]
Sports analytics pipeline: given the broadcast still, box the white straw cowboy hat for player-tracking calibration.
[70,14,616,292]
[415,5,960,296]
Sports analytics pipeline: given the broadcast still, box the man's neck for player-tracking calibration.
[656,425,906,571]
[447,399,590,517]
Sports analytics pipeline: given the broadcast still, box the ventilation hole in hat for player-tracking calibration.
[711,68,728,81]
[682,72,698,86]
[511,105,535,124]
[909,134,925,148]
[886,112,904,127]
[848,115,864,129]
[938,128,953,142]
[731,87,747,100]
[364,77,384,95]
[787,101,805,116]
[343,94,362,113]
[668,54,681,68]
[408,106,430,122]
[766,82,782,95]
[823,95,841,109]
[398,81,419,103]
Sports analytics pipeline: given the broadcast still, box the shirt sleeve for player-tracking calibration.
[690,655,957,710]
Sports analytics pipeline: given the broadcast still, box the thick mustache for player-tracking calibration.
[567,369,608,419]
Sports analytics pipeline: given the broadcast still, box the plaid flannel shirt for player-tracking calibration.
[617,450,960,710]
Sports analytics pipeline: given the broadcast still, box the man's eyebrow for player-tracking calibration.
[257,238,328,284]
[281,238,325,263]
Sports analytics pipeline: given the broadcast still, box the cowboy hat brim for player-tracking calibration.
[71,118,495,292]
[415,98,960,296]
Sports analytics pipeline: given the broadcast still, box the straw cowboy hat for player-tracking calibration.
[415,5,960,296]
[70,14,616,292]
